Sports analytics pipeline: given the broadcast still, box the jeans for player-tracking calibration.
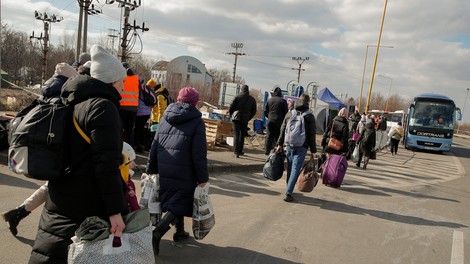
[232,121,248,154]
[285,145,307,195]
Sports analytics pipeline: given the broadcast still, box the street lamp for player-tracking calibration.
[457,88,470,134]
[376,74,393,111]
[365,0,390,114]
[359,45,393,113]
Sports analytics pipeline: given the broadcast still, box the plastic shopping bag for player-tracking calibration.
[139,173,161,226]
[351,145,360,163]
[68,209,154,264]
[192,183,215,240]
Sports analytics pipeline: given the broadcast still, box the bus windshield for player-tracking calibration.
[409,101,455,129]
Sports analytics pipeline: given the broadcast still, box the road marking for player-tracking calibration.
[450,230,464,264]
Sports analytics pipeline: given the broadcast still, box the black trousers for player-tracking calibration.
[232,120,248,154]
[265,120,281,154]
[390,138,400,154]
[119,109,137,147]
[134,115,150,150]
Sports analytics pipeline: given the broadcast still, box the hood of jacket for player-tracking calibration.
[163,102,201,126]
[333,115,348,123]
[61,74,122,106]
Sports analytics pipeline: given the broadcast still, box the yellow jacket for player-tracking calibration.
[150,86,169,123]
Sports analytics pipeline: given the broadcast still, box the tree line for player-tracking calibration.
[1,21,429,119]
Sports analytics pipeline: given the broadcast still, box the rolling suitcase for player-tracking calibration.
[321,154,348,188]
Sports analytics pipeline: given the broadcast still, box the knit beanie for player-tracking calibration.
[55,63,78,78]
[90,45,127,84]
[177,87,199,106]
[79,53,91,65]
[146,79,157,88]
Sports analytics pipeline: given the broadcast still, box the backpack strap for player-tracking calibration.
[72,111,91,144]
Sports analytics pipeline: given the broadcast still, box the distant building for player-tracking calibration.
[151,55,213,92]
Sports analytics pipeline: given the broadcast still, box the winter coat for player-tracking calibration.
[322,115,350,154]
[358,122,376,155]
[146,102,209,217]
[29,75,129,264]
[264,90,288,125]
[377,118,387,131]
[151,86,170,123]
[228,87,257,124]
[41,74,69,98]
[277,104,317,153]
[388,125,404,140]
[137,98,152,117]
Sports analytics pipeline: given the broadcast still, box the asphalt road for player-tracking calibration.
[0,140,469,264]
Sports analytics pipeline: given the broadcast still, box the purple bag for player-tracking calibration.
[321,154,348,188]
[352,132,360,141]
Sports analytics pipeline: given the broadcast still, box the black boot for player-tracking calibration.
[152,212,177,256]
[173,216,190,242]
[2,205,30,236]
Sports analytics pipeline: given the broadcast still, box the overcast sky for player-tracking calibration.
[2,0,470,121]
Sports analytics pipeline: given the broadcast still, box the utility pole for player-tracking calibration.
[227,42,245,83]
[33,11,62,85]
[292,57,309,84]
[107,29,119,55]
[76,0,102,60]
[108,0,147,62]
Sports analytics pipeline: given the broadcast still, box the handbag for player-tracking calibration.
[352,132,360,141]
[68,209,154,264]
[231,110,240,121]
[327,121,342,151]
[192,183,215,240]
[263,151,285,181]
[297,158,319,192]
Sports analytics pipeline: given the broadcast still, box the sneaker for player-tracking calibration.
[173,230,190,242]
[283,194,294,202]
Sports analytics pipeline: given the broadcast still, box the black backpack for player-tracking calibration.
[156,92,174,105]
[8,98,88,180]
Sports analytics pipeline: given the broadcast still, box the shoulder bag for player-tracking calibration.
[327,121,342,151]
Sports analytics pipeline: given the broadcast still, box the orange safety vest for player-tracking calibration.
[121,75,139,107]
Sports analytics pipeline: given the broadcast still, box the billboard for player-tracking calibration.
[219,82,241,108]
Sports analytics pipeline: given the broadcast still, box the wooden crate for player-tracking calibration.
[204,119,221,150]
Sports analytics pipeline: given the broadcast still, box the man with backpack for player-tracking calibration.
[276,94,317,202]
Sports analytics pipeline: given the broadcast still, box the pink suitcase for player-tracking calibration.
[321,154,348,188]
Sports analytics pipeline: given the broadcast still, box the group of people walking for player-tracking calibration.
[2,45,208,263]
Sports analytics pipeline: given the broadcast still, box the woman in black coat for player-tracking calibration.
[356,121,376,170]
[29,45,129,263]
[147,87,209,256]
[322,107,350,156]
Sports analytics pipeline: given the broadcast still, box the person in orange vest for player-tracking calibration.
[120,62,140,147]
